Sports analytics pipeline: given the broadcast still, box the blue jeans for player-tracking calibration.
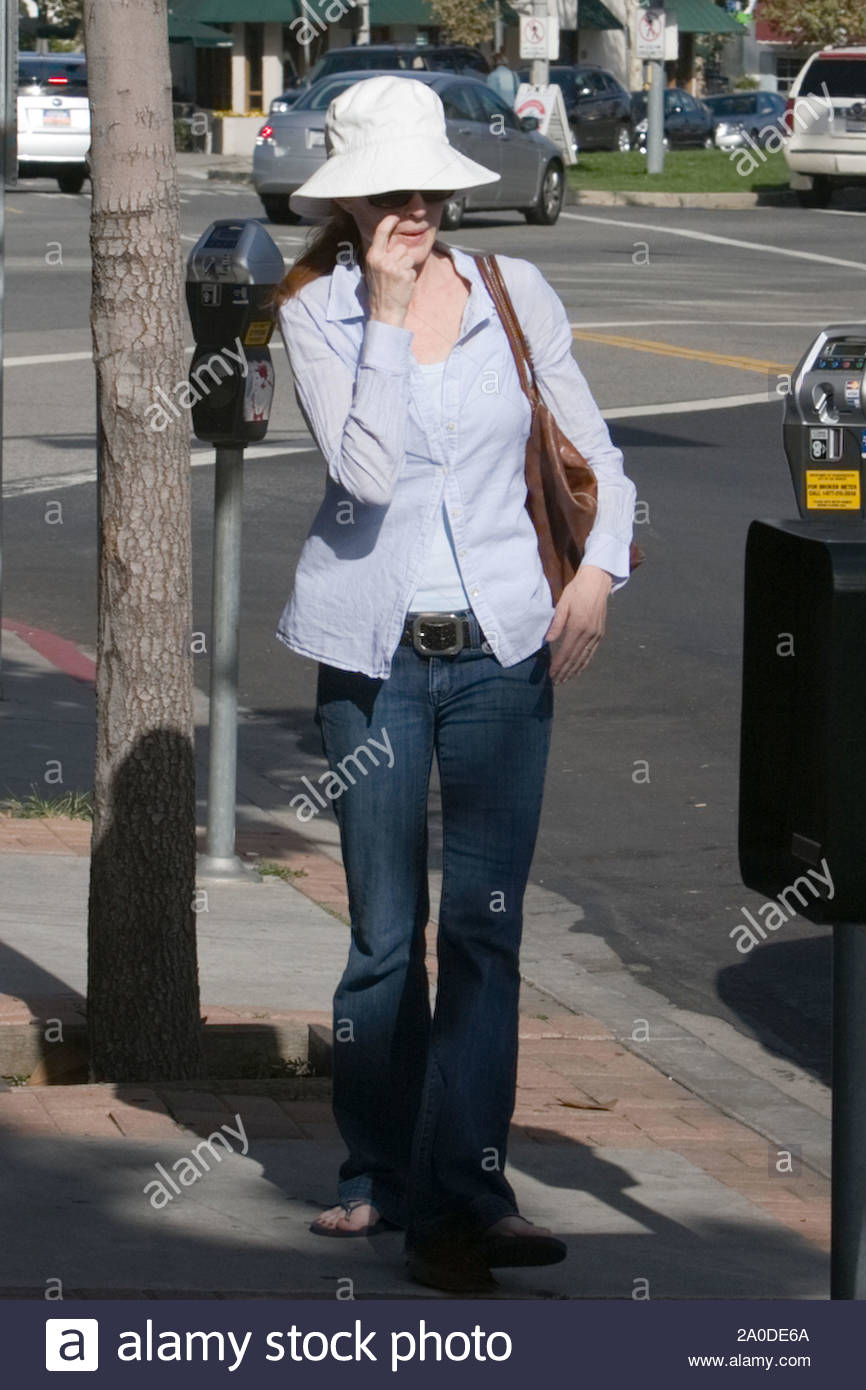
[314,614,553,1249]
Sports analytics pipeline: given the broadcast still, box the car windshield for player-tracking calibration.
[704,94,757,115]
[800,58,866,99]
[294,76,367,111]
[18,54,87,94]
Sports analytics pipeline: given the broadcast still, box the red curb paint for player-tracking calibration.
[2,619,95,684]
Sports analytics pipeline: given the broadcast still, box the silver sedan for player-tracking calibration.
[252,70,567,230]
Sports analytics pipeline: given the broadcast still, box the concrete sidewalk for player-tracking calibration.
[0,620,830,1299]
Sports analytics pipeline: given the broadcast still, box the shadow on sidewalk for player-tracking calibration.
[717,935,831,1086]
[0,1106,827,1299]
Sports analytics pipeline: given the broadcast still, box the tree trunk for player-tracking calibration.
[84,0,205,1081]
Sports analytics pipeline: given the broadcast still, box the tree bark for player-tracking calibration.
[84,0,205,1080]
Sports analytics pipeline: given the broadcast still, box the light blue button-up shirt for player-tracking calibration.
[275,245,636,679]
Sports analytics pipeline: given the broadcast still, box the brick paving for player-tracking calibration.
[0,812,831,1252]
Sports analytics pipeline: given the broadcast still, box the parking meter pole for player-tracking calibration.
[832,923,866,1299]
[186,218,284,883]
[647,59,665,174]
[199,445,256,880]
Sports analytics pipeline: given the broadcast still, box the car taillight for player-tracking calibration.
[783,97,794,133]
[48,75,68,84]
[259,123,274,141]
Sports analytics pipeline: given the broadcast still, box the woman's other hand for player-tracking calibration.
[365,214,418,328]
[545,564,612,684]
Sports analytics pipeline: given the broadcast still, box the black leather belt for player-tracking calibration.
[400,611,482,657]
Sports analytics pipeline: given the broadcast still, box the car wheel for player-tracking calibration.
[796,175,832,208]
[439,193,465,231]
[524,160,565,226]
[261,195,301,225]
[57,171,86,194]
[615,122,633,153]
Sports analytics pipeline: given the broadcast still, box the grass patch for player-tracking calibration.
[568,148,790,194]
[257,860,308,881]
[0,786,94,820]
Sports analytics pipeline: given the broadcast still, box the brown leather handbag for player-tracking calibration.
[476,253,643,605]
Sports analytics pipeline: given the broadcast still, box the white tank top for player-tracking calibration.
[407,359,471,614]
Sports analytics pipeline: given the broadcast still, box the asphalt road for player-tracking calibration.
[4,171,866,1079]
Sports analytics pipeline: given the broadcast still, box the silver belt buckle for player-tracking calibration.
[411,613,464,656]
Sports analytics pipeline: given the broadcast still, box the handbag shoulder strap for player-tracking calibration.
[475,253,540,408]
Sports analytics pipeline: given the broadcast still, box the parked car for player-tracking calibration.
[518,63,634,151]
[705,90,787,149]
[254,71,566,230]
[632,87,715,150]
[270,43,490,113]
[17,51,90,192]
[784,46,866,207]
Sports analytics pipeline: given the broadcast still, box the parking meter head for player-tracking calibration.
[783,326,866,520]
[185,219,286,445]
[739,520,866,923]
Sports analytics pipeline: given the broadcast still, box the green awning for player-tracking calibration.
[167,10,234,45]
[577,0,623,31]
[170,0,302,21]
[371,0,436,21]
[663,0,743,34]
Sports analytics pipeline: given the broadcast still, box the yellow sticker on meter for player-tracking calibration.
[243,320,274,347]
[805,470,861,510]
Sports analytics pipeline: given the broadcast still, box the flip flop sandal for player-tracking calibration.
[477,1229,567,1268]
[309,1198,399,1238]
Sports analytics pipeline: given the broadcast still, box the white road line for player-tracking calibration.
[5,349,93,367]
[604,391,773,419]
[4,442,316,498]
[560,210,866,272]
[4,396,778,501]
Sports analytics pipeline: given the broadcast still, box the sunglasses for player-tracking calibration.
[366,189,455,209]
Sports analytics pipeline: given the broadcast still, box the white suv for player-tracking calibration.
[784,46,866,207]
[18,52,90,193]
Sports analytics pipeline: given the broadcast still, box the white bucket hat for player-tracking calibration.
[288,74,500,219]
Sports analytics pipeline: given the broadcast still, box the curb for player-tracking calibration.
[198,163,796,209]
[566,187,795,209]
[0,997,332,1082]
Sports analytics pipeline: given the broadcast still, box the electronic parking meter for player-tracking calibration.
[739,325,866,1301]
[782,325,866,519]
[186,219,285,884]
[186,218,285,445]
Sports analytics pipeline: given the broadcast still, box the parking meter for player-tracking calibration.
[740,328,866,1298]
[782,324,866,520]
[739,323,866,922]
[186,219,285,446]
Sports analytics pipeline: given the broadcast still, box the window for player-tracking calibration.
[799,58,866,100]
[441,84,483,122]
[18,55,87,94]
[474,85,519,127]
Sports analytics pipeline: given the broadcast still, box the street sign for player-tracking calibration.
[515,83,576,164]
[635,7,666,60]
[520,14,550,60]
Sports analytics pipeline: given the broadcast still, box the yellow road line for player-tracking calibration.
[572,328,792,376]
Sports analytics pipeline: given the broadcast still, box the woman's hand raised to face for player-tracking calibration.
[365,214,419,328]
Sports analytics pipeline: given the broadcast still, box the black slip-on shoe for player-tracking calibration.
[406,1236,500,1294]
[477,1230,567,1268]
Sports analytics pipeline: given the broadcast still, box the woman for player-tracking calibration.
[273,75,636,1293]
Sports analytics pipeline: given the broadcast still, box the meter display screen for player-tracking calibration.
[204,224,244,249]
[816,341,866,369]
